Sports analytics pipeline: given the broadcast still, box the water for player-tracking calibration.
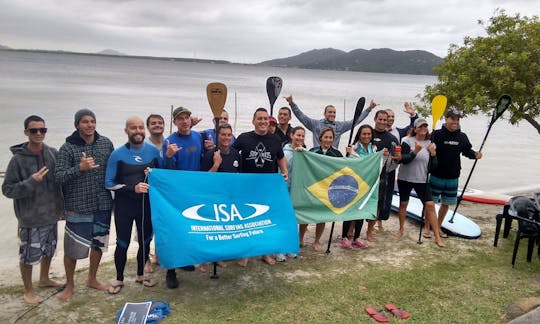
[1,50,539,193]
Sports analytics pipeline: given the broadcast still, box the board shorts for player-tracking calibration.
[397,179,433,203]
[430,175,458,205]
[19,224,58,265]
[64,210,111,259]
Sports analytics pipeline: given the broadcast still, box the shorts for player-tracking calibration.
[19,224,58,265]
[64,210,111,260]
[398,179,433,203]
[430,175,458,205]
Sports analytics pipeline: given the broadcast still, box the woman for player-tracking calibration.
[275,126,305,261]
[307,127,343,251]
[395,118,445,247]
[342,124,375,249]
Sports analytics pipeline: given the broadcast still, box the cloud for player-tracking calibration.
[0,0,539,63]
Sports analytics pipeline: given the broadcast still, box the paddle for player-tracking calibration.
[266,76,282,116]
[345,97,366,157]
[418,95,448,244]
[449,94,512,223]
[206,82,228,278]
[431,95,447,130]
[206,82,228,147]
[326,97,366,254]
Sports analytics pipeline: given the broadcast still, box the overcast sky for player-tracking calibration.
[0,0,538,63]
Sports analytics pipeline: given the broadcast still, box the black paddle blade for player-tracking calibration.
[347,97,366,147]
[492,94,512,124]
[266,76,282,113]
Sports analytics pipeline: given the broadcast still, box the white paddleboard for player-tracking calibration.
[391,194,482,239]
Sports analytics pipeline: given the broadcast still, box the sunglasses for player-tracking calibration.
[27,128,48,134]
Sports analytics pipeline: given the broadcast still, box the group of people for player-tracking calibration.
[2,95,482,304]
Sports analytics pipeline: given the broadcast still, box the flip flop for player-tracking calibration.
[365,307,390,322]
[385,304,410,319]
[107,283,124,295]
[135,278,157,287]
[423,232,432,239]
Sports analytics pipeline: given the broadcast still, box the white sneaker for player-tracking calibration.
[275,254,287,262]
[286,253,298,259]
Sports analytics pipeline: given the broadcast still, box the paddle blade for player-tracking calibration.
[347,97,366,147]
[431,95,447,130]
[206,82,227,118]
[492,94,511,124]
[266,76,283,113]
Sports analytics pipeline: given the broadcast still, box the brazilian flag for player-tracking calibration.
[290,150,382,224]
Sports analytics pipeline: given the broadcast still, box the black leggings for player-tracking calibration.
[342,220,364,240]
[114,197,153,281]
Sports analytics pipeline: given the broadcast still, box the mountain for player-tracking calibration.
[97,49,125,56]
[259,48,443,75]
[0,43,12,50]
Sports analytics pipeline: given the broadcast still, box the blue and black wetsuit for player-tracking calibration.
[105,143,160,281]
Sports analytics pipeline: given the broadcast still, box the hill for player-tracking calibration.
[97,49,125,56]
[0,43,12,50]
[259,48,443,75]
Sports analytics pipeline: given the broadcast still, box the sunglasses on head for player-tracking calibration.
[27,128,48,134]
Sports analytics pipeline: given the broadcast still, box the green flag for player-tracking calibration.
[290,150,382,224]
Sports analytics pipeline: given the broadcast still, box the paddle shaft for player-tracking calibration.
[326,222,335,253]
[449,123,493,222]
[345,97,366,157]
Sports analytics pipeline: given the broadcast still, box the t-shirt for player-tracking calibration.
[233,131,284,173]
[200,147,242,173]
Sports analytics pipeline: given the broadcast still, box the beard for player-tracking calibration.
[129,133,145,144]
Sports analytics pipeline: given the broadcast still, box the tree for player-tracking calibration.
[417,10,540,133]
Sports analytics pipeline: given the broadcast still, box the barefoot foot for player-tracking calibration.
[38,278,64,288]
[23,292,42,305]
[237,258,249,267]
[86,279,109,291]
[58,285,74,302]
[313,242,321,252]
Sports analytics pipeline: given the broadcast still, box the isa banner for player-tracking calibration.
[148,169,299,269]
[290,150,382,224]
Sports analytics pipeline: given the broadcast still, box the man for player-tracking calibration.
[386,102,418,141]
[233,108,288,266]
[162,106,201,288]
[199,123,241,271]
[55,109,114,302]
[2,115,64,305]
[366,110,401,242]
[105,117,161,294]
[201,123,241,173]
[146,114,165,156]
[428,108,482,236]
[276,106,293,145]
[285,95,377,147]
[200,110,235,148]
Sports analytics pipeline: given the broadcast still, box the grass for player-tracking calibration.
[4,205,540,323]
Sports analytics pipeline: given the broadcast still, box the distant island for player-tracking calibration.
[258,48,443,75]
[0,43,442,75]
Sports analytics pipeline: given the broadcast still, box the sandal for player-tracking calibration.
[385,304,410,319]
[423,232,432,239]
[365,307,390,322]
[135,278,157,287]
[107,282,124,295]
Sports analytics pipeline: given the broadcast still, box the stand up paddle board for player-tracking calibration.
[458,188,511,205]
[391,194,482,239]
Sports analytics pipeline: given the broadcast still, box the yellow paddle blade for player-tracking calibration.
[431,95,447,130]
[206,82,228,118]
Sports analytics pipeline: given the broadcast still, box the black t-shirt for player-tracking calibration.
[372,129,399,152]
[275,124,292,146]
[233,131,284,173]
[200,147,242,173]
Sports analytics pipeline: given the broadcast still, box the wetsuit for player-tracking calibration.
[105,143,160,281]
[372,129,399,221]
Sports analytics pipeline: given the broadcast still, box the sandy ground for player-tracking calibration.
[0,190,537,323]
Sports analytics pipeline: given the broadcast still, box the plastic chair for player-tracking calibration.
[494,204,511,247]
[509,196,540,267]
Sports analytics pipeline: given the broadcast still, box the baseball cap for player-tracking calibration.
[172,107,191,119]
[413,117,429,128]
[445,108,464,118]
[268,116,277,125]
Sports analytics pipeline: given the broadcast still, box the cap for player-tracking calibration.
[74,109,96,127]
[413,117,429,128]
[172,107,191,119]
[268,116,277,125]
[445,108,464,118]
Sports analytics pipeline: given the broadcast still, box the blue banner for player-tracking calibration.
[148,169,299,268]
